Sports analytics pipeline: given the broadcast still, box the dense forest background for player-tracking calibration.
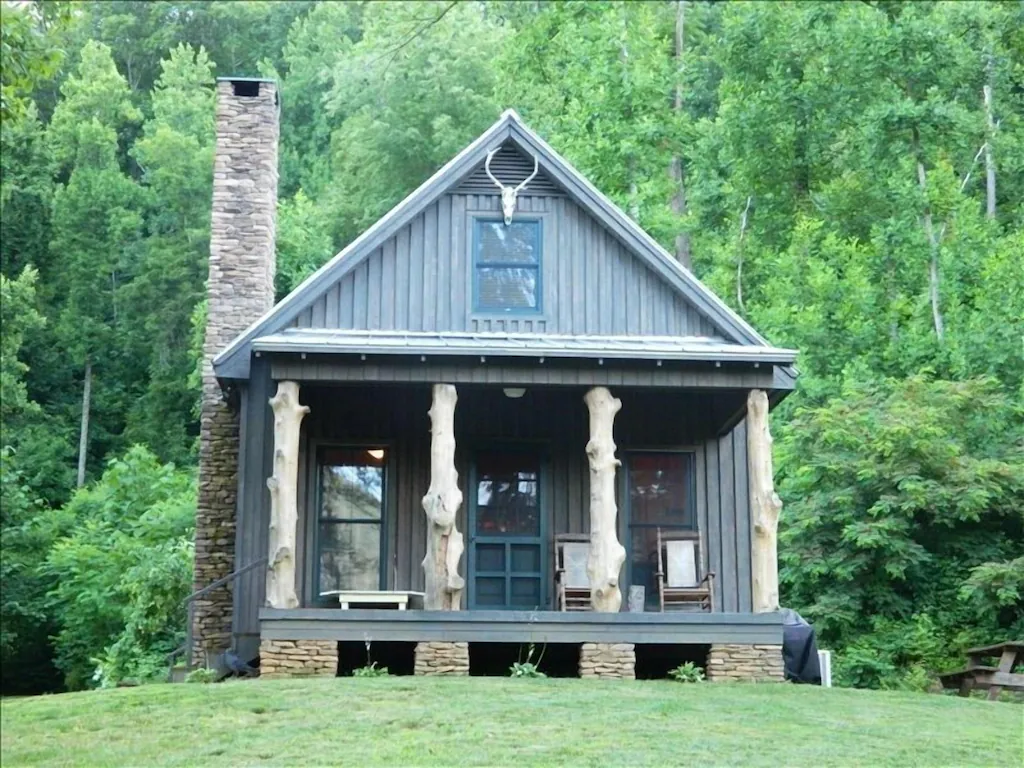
[1,0,1021,694]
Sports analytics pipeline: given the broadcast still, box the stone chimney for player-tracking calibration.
[193,78,279,659]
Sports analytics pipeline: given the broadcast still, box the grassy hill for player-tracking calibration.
[2,677,1019,767]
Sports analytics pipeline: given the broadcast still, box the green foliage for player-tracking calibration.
[668,662,705,684]
[43,446,195,690]
[352,662,390,678]
[184,667,218,684]
[509,661,546,679]
[1,0,1022,695]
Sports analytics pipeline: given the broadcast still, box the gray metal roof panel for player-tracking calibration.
[250,329,798,364]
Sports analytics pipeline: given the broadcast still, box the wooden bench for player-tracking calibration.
[319,590,425,610]
[938,641,1023,701]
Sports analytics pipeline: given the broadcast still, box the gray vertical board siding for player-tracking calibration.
[253,383,755,618]
[293,193,726,340]
[232,357,275,658]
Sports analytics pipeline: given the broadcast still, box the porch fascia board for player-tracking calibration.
[267,356,785,391]
[259,607,783,645]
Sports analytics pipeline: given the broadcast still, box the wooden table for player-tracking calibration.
[938,641,1024,701]
[319,590,425,610]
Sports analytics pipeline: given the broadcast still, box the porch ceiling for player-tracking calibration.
[251,329,798,365]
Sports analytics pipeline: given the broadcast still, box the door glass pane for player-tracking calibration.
[510,577,541,607]
[629,527,660,609]
[475,577,505,606]
[510,544,540,574]
[318,522,380,592]
[475,452,539,536]
[628,453,694,528]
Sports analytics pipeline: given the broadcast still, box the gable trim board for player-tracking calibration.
[214,110,787,380]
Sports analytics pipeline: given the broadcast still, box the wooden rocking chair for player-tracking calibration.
[656,528,714,612]
[554,534,591,611]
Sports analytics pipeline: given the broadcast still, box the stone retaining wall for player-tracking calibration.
[706,643,784,682]
[579,642,636,679]
[259,639,338,678]
[414,641,470,675]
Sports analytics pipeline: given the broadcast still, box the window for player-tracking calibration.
[625,452,696,609]
[473,219,541,312]
[315,447,386,599]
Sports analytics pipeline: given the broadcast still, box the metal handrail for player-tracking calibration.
[168,556,269,676]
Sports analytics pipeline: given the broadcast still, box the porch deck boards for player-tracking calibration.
[260,608,783,645]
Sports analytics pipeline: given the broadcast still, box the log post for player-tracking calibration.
[266,381,309,609]
[747,389,782,612]
[421,384,465,610]
[584,386,626,612]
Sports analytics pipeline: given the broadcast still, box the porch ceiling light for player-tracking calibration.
[503,387,526,399]
[366,449,385,460]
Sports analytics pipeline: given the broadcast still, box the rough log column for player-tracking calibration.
[747,389,782,613]
[421,384,465,610]
[584,387,626,612]
[193,79,279,660]
[266,381,308,609]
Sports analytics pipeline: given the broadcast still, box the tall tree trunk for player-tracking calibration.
[912,127,944,342]
[422,384,465,610]
[76,359,91,488]
[266,381,309,610]
[670,0,692,268]
[983,83,996,220]
[747,390,782,613]
[620,5,640,222]
[584,387,626,612]
[736,196,752,312]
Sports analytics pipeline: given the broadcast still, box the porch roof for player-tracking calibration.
[251,329,799,365]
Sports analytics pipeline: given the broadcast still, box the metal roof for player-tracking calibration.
[251,329,798,365]
[214,110,792,379]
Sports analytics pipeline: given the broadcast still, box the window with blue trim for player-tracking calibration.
[473,219,541,312]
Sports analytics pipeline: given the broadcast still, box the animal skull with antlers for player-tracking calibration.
[485,148,539,225]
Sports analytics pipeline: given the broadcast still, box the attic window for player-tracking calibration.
[473,219,542,313]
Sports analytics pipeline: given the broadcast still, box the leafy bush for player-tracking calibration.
[779,377,1024,689]
[668,662,705,683]
[352,662,389,678]
[42,447,195,689]
[509,661,546,679]
[185,667,218,684]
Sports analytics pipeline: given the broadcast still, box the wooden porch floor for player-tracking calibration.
[260,608,783,645]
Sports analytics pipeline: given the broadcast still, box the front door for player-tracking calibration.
[468,449,545,610]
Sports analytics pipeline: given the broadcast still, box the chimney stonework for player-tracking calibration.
[193,79,278,659]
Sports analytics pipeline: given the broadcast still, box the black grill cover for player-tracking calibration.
[781,607,822,684]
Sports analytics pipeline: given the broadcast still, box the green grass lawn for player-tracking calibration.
[2,677,1020,767]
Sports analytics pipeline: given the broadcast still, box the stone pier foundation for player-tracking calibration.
[259,639,338,678]
[414,642,470,675]
[706,643,784,682]
[579,642,636,679]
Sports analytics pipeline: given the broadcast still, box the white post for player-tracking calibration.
[747,389,782,612]
[266,381,309,609]
[584,386,626,612]
[421,383,465,610]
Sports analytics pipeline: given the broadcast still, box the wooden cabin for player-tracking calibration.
[193,78,796,681]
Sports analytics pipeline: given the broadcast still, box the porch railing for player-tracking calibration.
[167,556,268,679]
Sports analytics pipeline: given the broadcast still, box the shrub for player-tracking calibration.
[352,662,389,678]
[185,667,218,684]
[668,662,705,683]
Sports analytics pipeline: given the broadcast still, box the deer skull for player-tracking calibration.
[485,149,539,225]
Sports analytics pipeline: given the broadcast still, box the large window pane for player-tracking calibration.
[317,447,386,596]
[476,267,538,310]
[628,453,694,528]
[318,522,380,592]
[477,220,538,263]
